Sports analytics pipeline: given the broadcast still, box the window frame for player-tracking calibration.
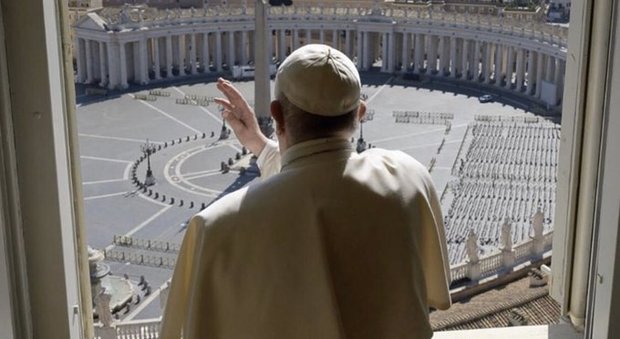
[0,0,618,338]
[0,0,91,338]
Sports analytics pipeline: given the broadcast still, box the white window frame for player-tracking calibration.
[0,0,618,338]
[0,0,91,338]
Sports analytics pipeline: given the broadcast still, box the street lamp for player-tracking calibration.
[357,109,375,153]
[141,139,156,186]
[219,106,231,140]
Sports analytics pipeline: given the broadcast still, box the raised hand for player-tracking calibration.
[214,78,269,156]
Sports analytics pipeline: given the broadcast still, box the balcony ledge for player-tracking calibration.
[433,324,581,339]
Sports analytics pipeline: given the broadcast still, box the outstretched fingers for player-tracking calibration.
[216,78,246,104]
[215,78,255,120]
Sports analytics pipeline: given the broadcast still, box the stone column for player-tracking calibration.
[203,33,211,72]
[345,30,351,57]
[178,34,186,75]
[320,29,325,45]
[293,29,300,50]
[119,42,128,89]
[228,31,235,68]
[429,35,438,73]
[545,55,554,82]
[166,35,173,77]
[555,59,565,102]
[527,50,535,94]
[442,36,450,76]
[495,44,503,87]
[356,30,363,70]
[248,30,256,64]
[450,36,457,78]
[483,43,491,84]
[332,30,338,48]
[380,33,387,72]
[535,52,544,98]
[363,31,370,70]
[436,36,443,75]
[190,33,197,74]
[106,41,119,89]
[401,32,409,72]
[414,34,423,74]
[516,49,525,91]
[85,39,93,83]
[473,40,481,80]
[99,41,107,86]
[216,31,223,72]
[153,38,161,80]
[241,31,249,65]
[279,29,286,59]
[388,32,395,73]
[92,42,101,83]
[461,39,469,79]
[305,29,312,45]
[505,46,514,89]
[554,58,563,87]
[139,38,149,84]
[76,38,85,83]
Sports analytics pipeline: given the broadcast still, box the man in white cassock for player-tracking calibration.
[160,44,451,339]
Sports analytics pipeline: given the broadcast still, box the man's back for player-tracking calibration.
[161,138,451,339]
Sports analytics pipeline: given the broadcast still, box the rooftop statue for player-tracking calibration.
[119,4,130,23]
[94,285,114,328]
[532,205,544,239]
[501,217,513,252]
[466,228,479,263]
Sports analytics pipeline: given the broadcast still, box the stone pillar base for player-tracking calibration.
[532,239,545,257]
[98,326,116,339]
[467,261,481,281]
[502,250,515,269]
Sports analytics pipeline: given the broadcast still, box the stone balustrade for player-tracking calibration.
[94,317,161,339]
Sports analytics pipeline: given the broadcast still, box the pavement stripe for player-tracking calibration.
[81,155,133,164]
[366,76,393,104]
[83,192,127,201]
[125,205,173,238]
[122,286,164,321]
[129,94,202,134]
[82,178,128,185]
[184,171,223,181]
[123,163,133,180]
[79,133,163,144]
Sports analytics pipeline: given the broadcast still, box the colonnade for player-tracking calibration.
[75,7,566,105]
[76,30,257,88]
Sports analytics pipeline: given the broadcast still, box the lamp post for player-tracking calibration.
[219,106,231,140]
[141,139,156,186]
[356,109,375,153]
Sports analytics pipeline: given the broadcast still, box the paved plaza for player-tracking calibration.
[77,73,558,320]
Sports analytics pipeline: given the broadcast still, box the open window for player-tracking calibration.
[0,0,619,338]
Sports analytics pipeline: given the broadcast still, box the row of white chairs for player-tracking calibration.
[444,121,560,264]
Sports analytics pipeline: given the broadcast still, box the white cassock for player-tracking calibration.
[160,137,451,339]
